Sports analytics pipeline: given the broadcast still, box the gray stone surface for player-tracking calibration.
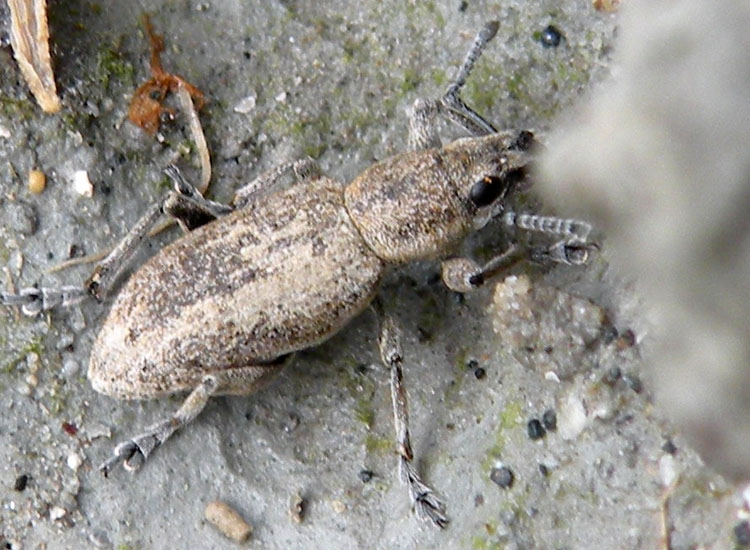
[0,1,739,549]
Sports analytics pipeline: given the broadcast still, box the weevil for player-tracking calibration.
[1,22,594,528]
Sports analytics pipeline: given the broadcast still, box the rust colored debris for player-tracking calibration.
[129,15,205,134]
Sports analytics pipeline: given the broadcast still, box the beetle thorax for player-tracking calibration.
[344,149,475,263]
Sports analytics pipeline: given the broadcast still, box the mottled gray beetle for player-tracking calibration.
[2,22,594,528]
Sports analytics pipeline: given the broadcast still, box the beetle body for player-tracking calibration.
[88,133,527,400]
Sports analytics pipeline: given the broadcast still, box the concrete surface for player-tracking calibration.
[0,1,741,549]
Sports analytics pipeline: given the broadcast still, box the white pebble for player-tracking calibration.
[67,452,84,472]
[50,506,67,520]
[544,371,561,383]
[558,392,587,440]
[73,170,94,197]
[62,359,80,377]
[26,352,40,373]
[659,454,678,488]
[234,94,257,113]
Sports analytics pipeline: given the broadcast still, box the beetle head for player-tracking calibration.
[445,130,536,229]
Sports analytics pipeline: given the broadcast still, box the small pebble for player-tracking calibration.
[26,352,40,373]
[539,25,563,48]
[289,493,305,524]
[527,418,546,440]
[67,452,83,471]
[28,169,46,194]
[474,367,486,380]
[542,409,557,431]
[558,393,587,440]
[234,94,257,113]
[662,439,678,455]
[602,366,621,386]
[13,474,29,492]
[659,454,678,488]
[62,422,78,436]
[62,358,80,377]
[330,500,346,514]
[593,0,621,12]
[617,329,637,350]
[205,500,252,543]
[735,521,750,546]
[73,170,94,197]
[50,506,67,521]
[490,466,514,489]
[623,373,643,393]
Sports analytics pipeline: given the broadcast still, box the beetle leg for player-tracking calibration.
[1,167,237,314]
[407,21,499,151]
[374,303,448,529]
[0,201,164,315]
[232,157,320,209]
[163,165,234,232]
[440,244,525,292]
[0,285,89,316]
[528,240,600,266]
[99,359,288,476]
[502,212,598,266]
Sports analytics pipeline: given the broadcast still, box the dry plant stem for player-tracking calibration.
[8,0,61,113]
[177,83,211,193]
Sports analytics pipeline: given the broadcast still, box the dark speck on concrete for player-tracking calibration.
[13,474,29,492]
[358,469,374,483]
[542,409,557,432]
[624,373,643,393]
[490,466,514,489]
[528,418,546,440]
[539,25,563,48]
[662,439,678,455]
[603,366,622,386]
[735,521,750,546]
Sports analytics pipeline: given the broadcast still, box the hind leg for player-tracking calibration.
[99,355,293,476]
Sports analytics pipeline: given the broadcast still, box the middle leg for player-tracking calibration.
[373,301,448,529]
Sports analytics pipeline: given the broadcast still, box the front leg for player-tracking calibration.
[373,302,448,529]
[407,21,500,151]
[441,244,525,292]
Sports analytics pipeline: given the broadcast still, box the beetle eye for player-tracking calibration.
[469,176,505,207]
[510,130,535,151]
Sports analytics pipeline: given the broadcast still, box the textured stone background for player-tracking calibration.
[0,1,744,549]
